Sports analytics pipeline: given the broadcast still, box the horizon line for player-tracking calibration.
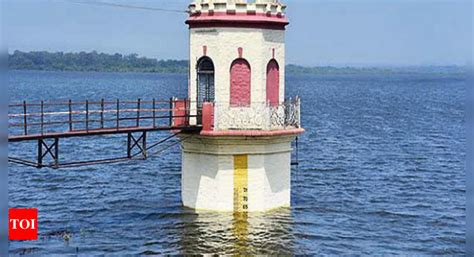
[7,49,469,69]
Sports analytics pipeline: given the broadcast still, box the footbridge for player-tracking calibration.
[8,98,201,168]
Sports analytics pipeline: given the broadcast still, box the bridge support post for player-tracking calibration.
[37,138,59,169]
[37,140,42,168]
[127,132,147,160]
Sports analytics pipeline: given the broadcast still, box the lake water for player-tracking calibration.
[8,70,466,255]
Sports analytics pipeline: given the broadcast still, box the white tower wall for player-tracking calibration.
[181,0,303,213]
[189,27,286,109]
[181,136,293,212]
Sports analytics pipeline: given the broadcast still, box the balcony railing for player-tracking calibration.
[208,97,301,131]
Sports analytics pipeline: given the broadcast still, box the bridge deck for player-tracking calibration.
[8,125,201,142]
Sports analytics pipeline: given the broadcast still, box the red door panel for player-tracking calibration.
[266,60,280,107]
[230,59,251,107]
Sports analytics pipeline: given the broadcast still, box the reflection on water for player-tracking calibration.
[178,208,294,255]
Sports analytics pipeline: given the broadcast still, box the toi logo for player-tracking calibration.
[9,208,38,241]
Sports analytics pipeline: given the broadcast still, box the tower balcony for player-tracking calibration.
[200,97,302,135]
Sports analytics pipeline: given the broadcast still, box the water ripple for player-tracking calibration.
[8,71,466,255]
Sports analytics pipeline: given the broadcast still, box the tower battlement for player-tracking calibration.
[188,0,286,16]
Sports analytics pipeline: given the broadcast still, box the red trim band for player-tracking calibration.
[199,128,304,137]
[186,12,289,30]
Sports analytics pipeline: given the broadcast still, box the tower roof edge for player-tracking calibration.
[186,1,289,30]
[188,0,287,17]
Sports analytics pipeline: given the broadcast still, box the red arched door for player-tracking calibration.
[266,60,280,107]
[230,59,251,107]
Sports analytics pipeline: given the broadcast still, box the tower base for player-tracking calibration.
[180,134,296,212]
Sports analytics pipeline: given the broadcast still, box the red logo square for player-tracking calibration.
[9,208,38,241]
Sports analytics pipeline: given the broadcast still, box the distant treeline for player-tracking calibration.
[286,64,466,75]
[9,51,188,73]
[285,64,392,75]
[8,50,465,75]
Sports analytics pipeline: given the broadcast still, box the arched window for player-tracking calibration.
[197,57,215,108]
[266,59,280,107]
[230,59,251,107]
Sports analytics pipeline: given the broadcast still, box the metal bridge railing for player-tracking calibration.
[8,98,195,138]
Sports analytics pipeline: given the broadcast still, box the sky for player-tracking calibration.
[2,0,472,67]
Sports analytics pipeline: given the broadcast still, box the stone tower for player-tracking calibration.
[180,0,303,212]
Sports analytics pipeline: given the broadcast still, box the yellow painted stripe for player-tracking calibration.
[233,155,249,213]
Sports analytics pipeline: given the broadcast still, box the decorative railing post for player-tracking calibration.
[68,100,73,132]
[100,98,105,129]
[40,101,44,135]
[23,101,28,136]
[172,99,188,127]
[116,99,120,130]
[137,98,141,127]
[85,100,89,132]
[296,96,301,128]
[152,98,156,128]
[169,97,174,127]
[185,98,191,126]
[202,102,214,131]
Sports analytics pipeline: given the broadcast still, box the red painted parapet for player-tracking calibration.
[202,102,214,131]
[173,99,188,127]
